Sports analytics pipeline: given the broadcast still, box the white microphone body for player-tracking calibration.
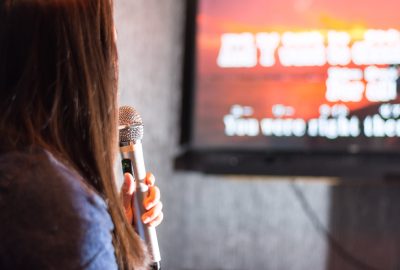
[118,106,161,269]
[120,141,161,264]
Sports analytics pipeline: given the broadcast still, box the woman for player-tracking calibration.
[0,0,163,269]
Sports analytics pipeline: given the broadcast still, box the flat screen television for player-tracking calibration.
[176,0,400,179]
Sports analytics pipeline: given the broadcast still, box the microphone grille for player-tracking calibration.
[119,106,144,142]
[119,106,143,126]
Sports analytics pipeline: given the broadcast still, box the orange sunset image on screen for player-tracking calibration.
[192,0,400,149]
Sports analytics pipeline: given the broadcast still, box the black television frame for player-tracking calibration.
[175,0,400,180]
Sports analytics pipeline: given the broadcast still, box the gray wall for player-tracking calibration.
[115,1,400,270]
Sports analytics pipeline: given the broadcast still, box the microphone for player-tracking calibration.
[118,106,161,270]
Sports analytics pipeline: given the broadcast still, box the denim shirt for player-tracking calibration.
[0,148,118,269]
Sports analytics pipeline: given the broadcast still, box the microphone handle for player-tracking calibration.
[120,141,161,269]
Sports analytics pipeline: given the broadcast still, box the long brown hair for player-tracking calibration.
[0,0,149,269]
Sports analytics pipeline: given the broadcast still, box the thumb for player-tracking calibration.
[121,173,135,219]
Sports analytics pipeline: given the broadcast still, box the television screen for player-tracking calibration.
[177,0,400,177]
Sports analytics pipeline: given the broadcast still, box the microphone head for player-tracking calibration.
[119,106,144,142]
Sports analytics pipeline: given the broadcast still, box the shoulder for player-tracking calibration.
[0,147,118,270]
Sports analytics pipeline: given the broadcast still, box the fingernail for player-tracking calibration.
[142,215,150,223]
[144,201,151,210]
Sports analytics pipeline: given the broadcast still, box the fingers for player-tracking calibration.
[148,212,163,227]
[124,172,154,191]
[143,186,160,210]
[142,201,163,226]
[121,172,163,227]
[142,184,163,227]
[145,172,155,186]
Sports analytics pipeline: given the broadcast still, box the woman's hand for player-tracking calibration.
[121,172,163,227]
